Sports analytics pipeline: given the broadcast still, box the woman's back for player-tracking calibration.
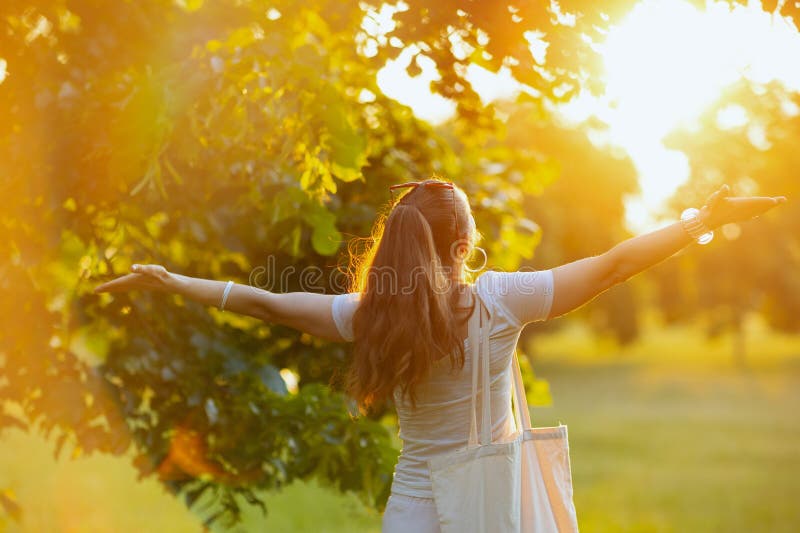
[332,268,554,498]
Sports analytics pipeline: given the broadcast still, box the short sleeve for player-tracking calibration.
[331,292,360,342]
[476,269,554,329]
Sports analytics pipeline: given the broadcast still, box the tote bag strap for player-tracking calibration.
[511,348,533,431]
[467,285,493,447]
[467,286,533,444]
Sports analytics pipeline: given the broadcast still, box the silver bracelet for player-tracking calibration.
[220,280,234,311]
[680,208,714,245]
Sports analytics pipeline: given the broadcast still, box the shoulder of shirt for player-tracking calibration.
[333,291,361,302]
[474,269,514,294]
[476,268,549,286]
[474,269,510,308]
[331,291,360,342]
[474,268,552,329]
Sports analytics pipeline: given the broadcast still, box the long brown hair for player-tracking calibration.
[345,178,478,412]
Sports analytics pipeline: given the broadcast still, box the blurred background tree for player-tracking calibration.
[649,81,800,365]
[506,109,642,348]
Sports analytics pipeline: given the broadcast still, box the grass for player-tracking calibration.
[1,316,798,531]
[530,361,800,532]
[0,430,382,533]
[527,314,800,532]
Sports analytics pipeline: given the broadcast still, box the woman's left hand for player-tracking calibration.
[700,184,787,230]
[94,264,175,294]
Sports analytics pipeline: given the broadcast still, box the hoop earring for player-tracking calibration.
[464,246,487,273]
[449,238,471,263]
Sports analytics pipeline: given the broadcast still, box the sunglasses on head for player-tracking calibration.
[389,180,461,238]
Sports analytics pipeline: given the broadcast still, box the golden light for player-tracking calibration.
[563,0,800,231]
[374,0,800,232]
[377,46,456,124]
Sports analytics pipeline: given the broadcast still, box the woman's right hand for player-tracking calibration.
[94,264,175,294]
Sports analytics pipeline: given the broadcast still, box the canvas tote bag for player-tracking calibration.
[428,290,579,532]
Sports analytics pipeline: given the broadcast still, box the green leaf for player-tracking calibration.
[304,206,342,256]
[330,162,363,183]
[321,94,367,183]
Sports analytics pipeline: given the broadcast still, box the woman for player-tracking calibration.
[95,179,785,531]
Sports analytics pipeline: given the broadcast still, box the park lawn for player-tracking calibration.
[0,429,381,532]
[527,316,800,532]
[1,318,798,532]
[531,360,800,532]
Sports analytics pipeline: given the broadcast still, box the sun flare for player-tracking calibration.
[564,0,800,230]
[377,0,800,232]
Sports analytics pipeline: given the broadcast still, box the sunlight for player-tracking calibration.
[375,0,800,232]
[377,45,456,123]
[564,0,800,230]
[377,47,522,120]
[601,1,742,140]
[584,0,800,231]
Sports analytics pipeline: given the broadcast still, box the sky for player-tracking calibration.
[372,0,800,233]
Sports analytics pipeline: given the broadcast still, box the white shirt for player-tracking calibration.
[331,269,555,498]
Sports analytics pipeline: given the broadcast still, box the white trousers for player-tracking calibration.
[382,493,441,533]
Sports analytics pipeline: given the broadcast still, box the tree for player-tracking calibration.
[652,80,800,364]
[0,0,594,525]
[503,109,642,346]
[363,0,800,122]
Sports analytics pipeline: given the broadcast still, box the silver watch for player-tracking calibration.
[680,208,714,245]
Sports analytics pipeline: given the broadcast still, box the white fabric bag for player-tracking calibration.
[428,291,579,533]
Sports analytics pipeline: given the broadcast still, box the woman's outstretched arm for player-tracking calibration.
[545,185,787,320]
[94,266,346,342]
